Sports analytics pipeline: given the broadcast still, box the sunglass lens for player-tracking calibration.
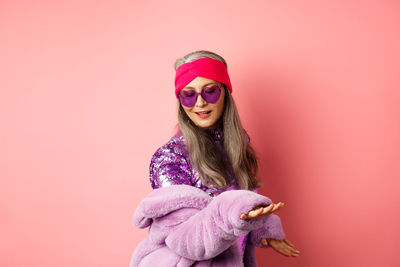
[201,85,221,104]
[179,90,197,107]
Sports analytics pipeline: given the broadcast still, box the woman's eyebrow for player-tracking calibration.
[183,82,217,90]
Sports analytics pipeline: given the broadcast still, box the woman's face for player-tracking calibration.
[180,77,225,129]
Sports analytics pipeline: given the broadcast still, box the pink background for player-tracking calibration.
[1,1,399,266]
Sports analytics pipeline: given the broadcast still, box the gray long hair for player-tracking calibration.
[175,50,259,190]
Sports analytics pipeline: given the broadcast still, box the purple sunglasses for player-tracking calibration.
[178,85,222,107]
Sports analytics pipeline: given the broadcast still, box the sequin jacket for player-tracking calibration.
[149,127,239,197]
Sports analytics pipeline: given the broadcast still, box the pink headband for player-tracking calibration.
[174,57,232,98]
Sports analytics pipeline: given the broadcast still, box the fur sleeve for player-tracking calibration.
[163,189,274,261]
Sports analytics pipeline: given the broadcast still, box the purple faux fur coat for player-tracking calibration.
[130,185,286,267]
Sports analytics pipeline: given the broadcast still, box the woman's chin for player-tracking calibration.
[192,119,210,128]
[195,122,212,129]
[194,120,221,129]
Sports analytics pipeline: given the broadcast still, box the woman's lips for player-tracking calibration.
[195,111,211,119]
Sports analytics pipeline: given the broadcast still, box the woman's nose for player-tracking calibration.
[195,94,207,107]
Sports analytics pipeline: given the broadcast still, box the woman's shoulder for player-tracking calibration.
[151,131,188,160]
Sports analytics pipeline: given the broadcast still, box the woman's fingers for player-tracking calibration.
[248,207,264,217]
[272,202,284,212]
[241,202,285,220]
[268,239,300,257]
[262,204,274,214]
[270,240,289,257]
[241,208,261,220]
[284,239,294,248]
[287,247,300,256]
[280,245,294,257]
[291,248,300,256]
[283,241,299,256]
[283,243,299,256]
[260,202,283,216]
[258,203,275,217]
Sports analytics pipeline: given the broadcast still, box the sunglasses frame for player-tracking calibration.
[178,84,223,107]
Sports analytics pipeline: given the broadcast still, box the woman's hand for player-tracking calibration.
[261,238,300,257]
[240,202,284,220]
[240,203,299,257]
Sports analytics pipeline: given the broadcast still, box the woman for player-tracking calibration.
[130,51,299,266]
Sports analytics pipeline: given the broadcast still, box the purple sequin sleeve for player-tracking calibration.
[149,145,193,189]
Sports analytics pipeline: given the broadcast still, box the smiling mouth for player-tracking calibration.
[195,111,212,118]
[195,111,212,115]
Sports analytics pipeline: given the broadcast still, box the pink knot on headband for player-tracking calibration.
[174,57,233,98]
